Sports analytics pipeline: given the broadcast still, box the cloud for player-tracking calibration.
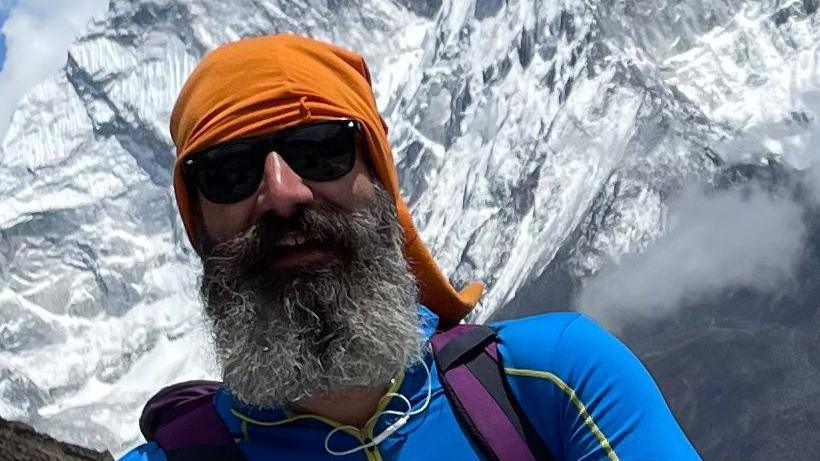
[0,0,108,140]
[577,186,807,330]
[809,161,820,205]
[719,88,820,203]
[577,85,820,331]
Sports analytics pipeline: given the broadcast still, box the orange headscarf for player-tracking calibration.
[170,34,483,326]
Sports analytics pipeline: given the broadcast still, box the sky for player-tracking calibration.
[0,0,108,141]
[0,1,13,72]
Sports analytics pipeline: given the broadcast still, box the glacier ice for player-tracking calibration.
[1,0,818,459]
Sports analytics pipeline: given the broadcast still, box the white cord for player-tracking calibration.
[324,359,432,456]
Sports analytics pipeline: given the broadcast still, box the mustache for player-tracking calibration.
[201,202,367,306]
[256,204,353,259]
[203,203,355,264]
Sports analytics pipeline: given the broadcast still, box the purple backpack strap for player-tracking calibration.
[432,325,554,461]
[139,380,246,461]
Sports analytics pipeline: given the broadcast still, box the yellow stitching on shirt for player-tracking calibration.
[240,420,249,441]
[504,367,620,461]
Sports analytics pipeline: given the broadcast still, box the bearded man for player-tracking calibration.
[120,34,701,461]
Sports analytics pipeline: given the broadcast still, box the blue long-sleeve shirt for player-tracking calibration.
[120,309,700,460]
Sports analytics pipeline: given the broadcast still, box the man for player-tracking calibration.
[121,34,700,460]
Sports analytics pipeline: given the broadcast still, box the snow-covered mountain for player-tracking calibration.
[1,0,818,458]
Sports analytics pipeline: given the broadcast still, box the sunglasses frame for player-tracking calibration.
[182,119,363,204]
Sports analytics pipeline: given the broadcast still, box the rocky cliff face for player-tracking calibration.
[1,0,818,459]
[0,417,112,461]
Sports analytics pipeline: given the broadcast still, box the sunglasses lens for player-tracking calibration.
[276,122,356,181]
[188,120,358,204]
[195,140,268,204]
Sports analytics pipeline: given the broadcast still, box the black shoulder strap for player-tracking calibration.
[432,324,555,461]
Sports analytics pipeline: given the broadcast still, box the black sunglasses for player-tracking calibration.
[183,119,361,204]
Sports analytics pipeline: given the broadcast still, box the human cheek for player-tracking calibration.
[200,200,256,242]
[352,175,375,202]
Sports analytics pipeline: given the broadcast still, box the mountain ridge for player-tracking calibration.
[1,1,818,458]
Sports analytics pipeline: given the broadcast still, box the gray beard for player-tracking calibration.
[199,186,423,407]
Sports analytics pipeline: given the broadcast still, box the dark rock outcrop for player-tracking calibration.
[0,417,113,461]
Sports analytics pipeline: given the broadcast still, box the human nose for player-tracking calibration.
[252,151,315,220]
